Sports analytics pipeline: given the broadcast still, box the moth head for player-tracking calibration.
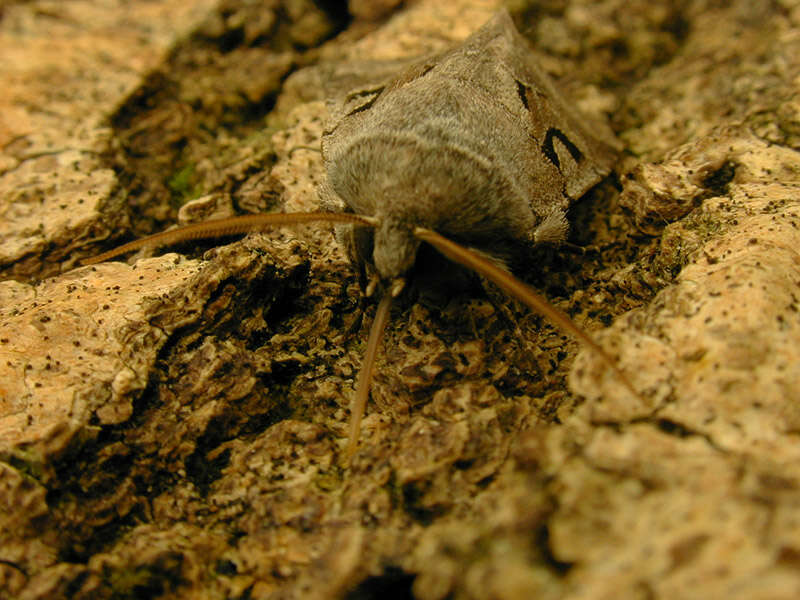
[372,216,421,282]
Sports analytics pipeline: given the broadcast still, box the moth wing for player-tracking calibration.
[468,10,620,200]
[320,56,439,142]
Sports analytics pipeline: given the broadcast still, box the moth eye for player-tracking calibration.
[541,127,583,170]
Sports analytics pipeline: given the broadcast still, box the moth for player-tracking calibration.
[84,10,633,459]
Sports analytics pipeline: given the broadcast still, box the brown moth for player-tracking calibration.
[84,10,633,459]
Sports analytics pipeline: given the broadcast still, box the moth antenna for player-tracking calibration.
[81,212,378,265]
[413,227,639,398]
[344,282,398,461]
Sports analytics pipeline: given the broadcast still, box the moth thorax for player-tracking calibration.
[373,217,420,281]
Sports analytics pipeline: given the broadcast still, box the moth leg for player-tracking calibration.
[343,268,383,341]
[559,242,588,255]
[479,278,524,331]
[343,293,367,340]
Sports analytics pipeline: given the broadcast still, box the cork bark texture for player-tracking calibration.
[1,0,799,598]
